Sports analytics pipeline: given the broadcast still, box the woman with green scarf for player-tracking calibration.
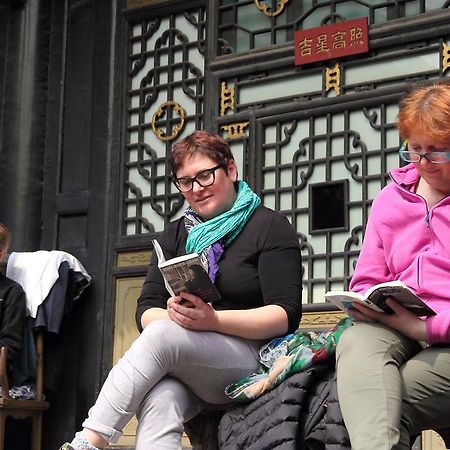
[61,131,302,450]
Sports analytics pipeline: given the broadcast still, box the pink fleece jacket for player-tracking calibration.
[349,163,450,344]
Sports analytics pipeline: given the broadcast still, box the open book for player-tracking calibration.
[152,239,220,303]
[325,280,436,317]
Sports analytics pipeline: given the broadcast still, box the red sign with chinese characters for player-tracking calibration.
[294,17,369,66]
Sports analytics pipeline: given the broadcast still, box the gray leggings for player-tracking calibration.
[82,319,263,449]
[336,322,450,450]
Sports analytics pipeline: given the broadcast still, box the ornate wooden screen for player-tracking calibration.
[118,0,450,307]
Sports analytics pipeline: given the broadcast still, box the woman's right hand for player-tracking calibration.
[167,292,219,331]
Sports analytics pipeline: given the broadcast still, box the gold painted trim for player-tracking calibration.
[220,82,235,116]
[117,250,152,268]
[299,310,347,331]
[254,0,290,17]
[443,42,450,73]
[151,101,186,142]
[112,276,144,447]
[325,63,341,96]
[221,122,250,139]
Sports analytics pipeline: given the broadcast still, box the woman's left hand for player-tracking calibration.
[167,292,219,331]
[352,297,427,341]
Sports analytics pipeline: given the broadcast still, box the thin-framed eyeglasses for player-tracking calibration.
[399,140,450,164]
[173,164,224,192]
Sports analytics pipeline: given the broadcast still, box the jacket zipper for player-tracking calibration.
[393,179,430,229]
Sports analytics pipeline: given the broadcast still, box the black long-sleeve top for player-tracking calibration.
[0,273,27,365]
[136,206,303,334]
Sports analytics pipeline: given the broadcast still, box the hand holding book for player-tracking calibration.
[325,281,436,317]
[152,239,221,303]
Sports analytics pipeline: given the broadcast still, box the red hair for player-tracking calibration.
[397,79,450,142]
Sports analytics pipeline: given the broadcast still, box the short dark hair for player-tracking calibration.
[169,130,234,176]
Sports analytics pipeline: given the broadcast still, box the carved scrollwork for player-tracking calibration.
[443,42,450,73]
[221,122,250,139]
[300,311,347,330]
[117,251,152,268]
[325,63,341,96]
[151,101,186,141]
[220,82,235,116]
[254,0,290,17]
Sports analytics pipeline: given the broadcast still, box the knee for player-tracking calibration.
[141,319,181,338]
[126,320,184,365]
[138,320,186,350]
[336,323,372,362]
[336,324,359,354]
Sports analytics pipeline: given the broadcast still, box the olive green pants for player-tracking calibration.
[336,322,450,450]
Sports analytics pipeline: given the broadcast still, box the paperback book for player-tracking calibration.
[152,239,221,303]
[325,280,436,317]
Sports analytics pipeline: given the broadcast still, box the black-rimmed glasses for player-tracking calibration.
[173,164,224,193]
[399,140,450,164]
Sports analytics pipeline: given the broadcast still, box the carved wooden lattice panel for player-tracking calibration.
[218,0,449,54]
[256,100,400,305]
[124,8,206,236]
[216,27,449,304]
[121,1,450,306]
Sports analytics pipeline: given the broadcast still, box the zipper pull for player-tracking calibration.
[425,210,430,227]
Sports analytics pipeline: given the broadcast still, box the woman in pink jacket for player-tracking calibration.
[336,79,450,450]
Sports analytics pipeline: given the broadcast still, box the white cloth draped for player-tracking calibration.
[6,250,91,317]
